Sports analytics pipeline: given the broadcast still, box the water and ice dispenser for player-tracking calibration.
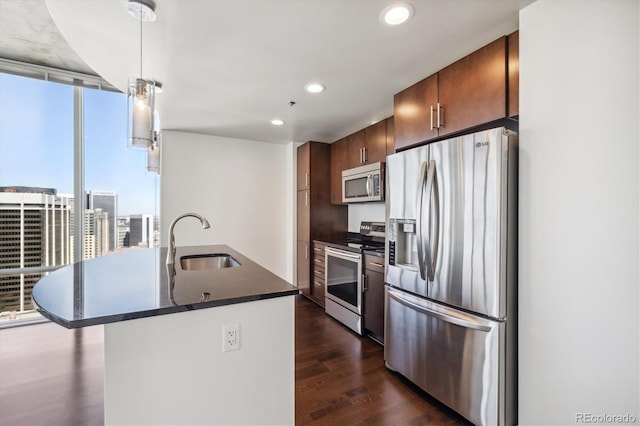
[387,219,418,270]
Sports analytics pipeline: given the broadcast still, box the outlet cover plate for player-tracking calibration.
[223,324,240,352]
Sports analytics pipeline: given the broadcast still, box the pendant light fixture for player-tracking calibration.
[127,0,158,149]
[147,131,161,174]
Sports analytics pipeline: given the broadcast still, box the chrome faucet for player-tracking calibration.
[166,212,211,265]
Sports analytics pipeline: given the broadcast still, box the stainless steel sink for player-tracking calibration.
[180,253,240,270]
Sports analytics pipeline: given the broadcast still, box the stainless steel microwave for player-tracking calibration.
[342,162,384,203]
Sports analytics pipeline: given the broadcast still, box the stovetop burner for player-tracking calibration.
[320,221,385,253]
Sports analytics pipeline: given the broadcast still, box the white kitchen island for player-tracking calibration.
[32,245,298,425]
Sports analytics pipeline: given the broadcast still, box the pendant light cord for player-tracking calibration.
[139,13,143,78]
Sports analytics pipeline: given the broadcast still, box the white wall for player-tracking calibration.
[160,131,292,282]
[104,296,294,425]
[519,1,639,425]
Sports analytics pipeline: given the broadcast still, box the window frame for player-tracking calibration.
[0,59,125,326]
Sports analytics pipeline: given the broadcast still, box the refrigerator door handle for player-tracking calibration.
[416,161,429,281]
[424,160,438,282]
[387,287,493,332]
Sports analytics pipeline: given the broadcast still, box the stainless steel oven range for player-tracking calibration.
[324,221,385,335]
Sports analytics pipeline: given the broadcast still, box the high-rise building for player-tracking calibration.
[129,214,154,248]
[117,216,130,249]
[86,191,117,252]
[83,209,109,259]
[0,186,71,312]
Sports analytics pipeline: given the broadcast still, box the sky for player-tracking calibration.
[0,73,158,216]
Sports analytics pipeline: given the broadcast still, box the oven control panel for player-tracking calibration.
[360,221,385,238]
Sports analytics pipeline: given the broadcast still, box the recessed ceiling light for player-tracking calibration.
[271,119,285,126]
[304,82,326,94]
[380,3,414,27]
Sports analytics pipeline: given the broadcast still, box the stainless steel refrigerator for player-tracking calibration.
[384,127,517,426]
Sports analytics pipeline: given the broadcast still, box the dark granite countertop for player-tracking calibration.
[32,245,299,329]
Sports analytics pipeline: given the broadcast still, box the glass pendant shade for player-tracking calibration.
[147,132,161,174]
[128,77,156,148]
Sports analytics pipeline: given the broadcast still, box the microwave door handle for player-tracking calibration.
[424,160,437,282]
[416,161,429,281]
[366,174,372,197]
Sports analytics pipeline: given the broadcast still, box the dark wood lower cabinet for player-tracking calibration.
[297,241,310,297]
[310,242,326,307]
[363,254,385,343]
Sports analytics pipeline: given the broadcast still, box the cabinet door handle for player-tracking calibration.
[363,147,367,163]
[305,172,309,187]
[362,273,367,291]
[305,191,308,206]
[430,105,435,131]
[305,244,308,260]
[437,103,442,129]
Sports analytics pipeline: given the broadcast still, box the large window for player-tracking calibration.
[0,64,160,326]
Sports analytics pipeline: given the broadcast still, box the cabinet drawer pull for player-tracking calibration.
[369,262,384,268]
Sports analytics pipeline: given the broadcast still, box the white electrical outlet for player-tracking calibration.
[222,324,240,352]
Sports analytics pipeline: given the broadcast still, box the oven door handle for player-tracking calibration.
[325,247,361,260]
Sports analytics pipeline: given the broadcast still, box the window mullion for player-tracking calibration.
[73,86,84,263]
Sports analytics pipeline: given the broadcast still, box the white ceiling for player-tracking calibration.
[0,0,96,75]
[7,0,534,144]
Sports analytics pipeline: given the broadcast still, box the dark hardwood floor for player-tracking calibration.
[295,296,467,426]
[0,322,105,426]
[0,296,468,425]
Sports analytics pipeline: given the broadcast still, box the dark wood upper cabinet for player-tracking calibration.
[347,121,388,168]
[364,120,387,164]
[347,130,365,168]
[296,142,310,190]
[385,116,395,155]
[330,137,348,205]
[438,36,507,137]
[508,30,519,118]
[393,73,438,150]
[394,36,514,149]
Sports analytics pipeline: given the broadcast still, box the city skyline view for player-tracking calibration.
[0,71,161,319]
[0,72,159,217]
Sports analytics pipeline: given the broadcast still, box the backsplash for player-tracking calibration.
[348,202,385,232]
